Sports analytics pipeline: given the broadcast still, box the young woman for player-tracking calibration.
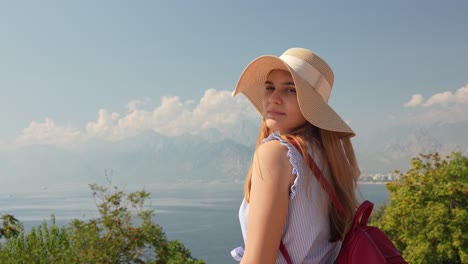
[231,48,360,263]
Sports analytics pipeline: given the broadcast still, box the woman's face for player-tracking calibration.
[262,70,306,134]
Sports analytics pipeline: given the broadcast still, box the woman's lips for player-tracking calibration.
[266,110,285,117]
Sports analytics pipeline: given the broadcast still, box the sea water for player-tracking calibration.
[0,183,389,264]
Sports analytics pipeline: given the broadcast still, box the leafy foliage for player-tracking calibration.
[371,152,468,264]
[0,214,20,240]
[0,182,205,264]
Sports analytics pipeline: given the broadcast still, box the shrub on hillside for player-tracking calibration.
[371,152,467,263]
[0,182,204,264]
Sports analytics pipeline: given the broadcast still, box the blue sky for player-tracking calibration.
[1,0,467,153]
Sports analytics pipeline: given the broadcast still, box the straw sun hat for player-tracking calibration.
[232,47,355,138]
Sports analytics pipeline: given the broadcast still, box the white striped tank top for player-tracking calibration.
[232,132,341,263]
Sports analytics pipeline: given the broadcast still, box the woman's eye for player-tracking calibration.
[287,88,297,93]
[265,86,275,91]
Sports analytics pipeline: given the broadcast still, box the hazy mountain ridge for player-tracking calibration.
[0,131,253,191]
[1,127,465,192]
[359,127,467,174]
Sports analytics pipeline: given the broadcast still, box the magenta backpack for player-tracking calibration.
[280,138,407,264]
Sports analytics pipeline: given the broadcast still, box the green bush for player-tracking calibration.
[371,152,468,264]
[0,182,204,264]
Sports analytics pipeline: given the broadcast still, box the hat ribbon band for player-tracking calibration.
[279,54,332,102]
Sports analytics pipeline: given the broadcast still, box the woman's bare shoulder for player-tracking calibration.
[257,139,288,159]
[253,140,293,182]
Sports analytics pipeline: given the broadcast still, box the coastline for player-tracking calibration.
[358,181,389,185]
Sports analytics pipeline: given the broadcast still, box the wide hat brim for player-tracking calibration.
[232,55,355,138]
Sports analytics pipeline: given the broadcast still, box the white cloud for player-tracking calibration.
[423,85,468,107]
[192,89,258,130]
[9,89,258,148]
[15,118,86,147]
[126,97,151,112]
[86,109,121,139]
[404,94,423,107]
[149,95,195,135]
[404,85,468,125]
[423,91,455,106]
[455,85,468,103]
[145,89,258,136]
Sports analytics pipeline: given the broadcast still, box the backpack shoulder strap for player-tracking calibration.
[280,240,293,264]
[286,136,346,217]
[279,136,348,264]
[353,200,374,228]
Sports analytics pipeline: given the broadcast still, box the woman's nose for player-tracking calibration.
[268,91,281,104]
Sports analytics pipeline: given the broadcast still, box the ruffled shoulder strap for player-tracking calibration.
[262,132,304,200]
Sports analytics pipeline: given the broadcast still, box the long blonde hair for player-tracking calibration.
[244,121,360,241]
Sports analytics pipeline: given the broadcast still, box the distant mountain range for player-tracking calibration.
[0,131,254,191]
[1,128,465,192]
[358,127,467,175]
